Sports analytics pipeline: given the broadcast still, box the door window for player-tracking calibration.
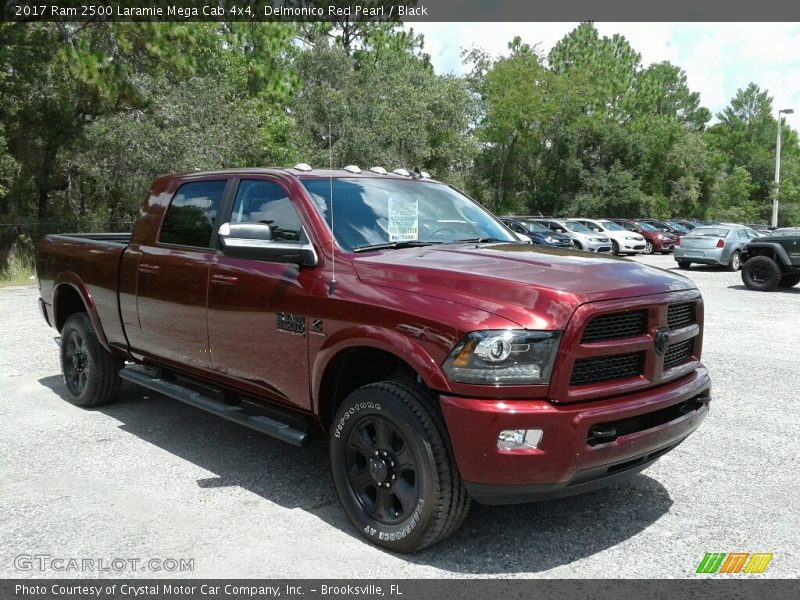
[230,180,306,242]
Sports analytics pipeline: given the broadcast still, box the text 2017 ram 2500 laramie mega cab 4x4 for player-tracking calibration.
[36,166,711,552]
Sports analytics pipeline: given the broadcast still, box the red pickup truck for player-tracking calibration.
[36,166,710,552]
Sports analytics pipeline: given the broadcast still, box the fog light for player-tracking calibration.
[497,429,543,450]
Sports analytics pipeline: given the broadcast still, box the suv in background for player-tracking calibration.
[569,218,646,256]
[531,218,612,253]
[609,219,678,254]
[501,218,573,248]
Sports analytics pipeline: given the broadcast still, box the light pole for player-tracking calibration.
[772,108,794,228]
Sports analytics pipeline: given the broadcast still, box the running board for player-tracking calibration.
[119,366,312,446]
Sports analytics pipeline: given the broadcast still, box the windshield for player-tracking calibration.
[564,221,592,233]
[639,222,658,231]
[668,222,689,233]
[599,220,625,231]
[523,221,552,233]
[300,178,515,252]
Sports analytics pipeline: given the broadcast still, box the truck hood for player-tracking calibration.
[352,243,696,330]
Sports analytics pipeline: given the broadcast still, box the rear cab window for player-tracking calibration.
[160,180,228,248]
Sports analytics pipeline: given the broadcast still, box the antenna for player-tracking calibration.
[328,123,337,295]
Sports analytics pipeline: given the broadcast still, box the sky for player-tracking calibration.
[409,22,800,123]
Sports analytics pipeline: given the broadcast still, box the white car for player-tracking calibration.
[569,219,647,255]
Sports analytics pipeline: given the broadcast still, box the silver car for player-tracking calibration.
[674,225,761,271]
[532,218,612,253]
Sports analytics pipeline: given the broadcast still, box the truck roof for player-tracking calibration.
[166,167,441,183]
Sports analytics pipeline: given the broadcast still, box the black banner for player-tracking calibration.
[2,579,800,600]
[3,0,800,22]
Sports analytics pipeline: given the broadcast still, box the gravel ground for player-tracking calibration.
[0,253,798,579]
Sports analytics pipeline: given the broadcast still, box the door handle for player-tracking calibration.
[138,263,160,274]
[211,274,238,287]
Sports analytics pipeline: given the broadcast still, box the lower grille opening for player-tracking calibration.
[587,395,706,446]
[570,351,645,386]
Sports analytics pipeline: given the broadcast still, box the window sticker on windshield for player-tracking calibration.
[388,197,419,241]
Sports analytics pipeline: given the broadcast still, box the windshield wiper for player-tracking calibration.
[450,237,507,244]
[352,240,441,253]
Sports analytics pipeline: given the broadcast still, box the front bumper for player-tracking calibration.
[440,367,710,504]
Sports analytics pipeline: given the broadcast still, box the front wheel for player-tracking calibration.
[645,241,655,254]
[60,313,122,407]
[611,241,620,256]
[741,256,781,291]
[329,381,470,552]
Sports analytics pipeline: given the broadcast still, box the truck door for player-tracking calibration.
[131,179,229,371]
[207,178,317,410]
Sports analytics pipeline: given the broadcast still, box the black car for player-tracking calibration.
[501,218,573,248]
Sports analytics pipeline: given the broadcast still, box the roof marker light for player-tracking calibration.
[420,171,431,178]
[343,165,362,173]
[392,168,411,177]
[369,166,388,175]
[293,163,312,171]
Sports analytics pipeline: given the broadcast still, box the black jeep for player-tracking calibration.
[740,233,800,291]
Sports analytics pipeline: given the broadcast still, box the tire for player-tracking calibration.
[741,256,782,292]
[573,240,584,251]
[60,313,122,407]
[677,260,691,270]
[778,273,800,288]
[329,380,470,552]
[727,251,742,272]
[645,241,655,254]
[611,241,620,256]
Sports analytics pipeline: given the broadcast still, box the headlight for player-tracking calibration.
[625,235,640,240]
[442,330,561,385]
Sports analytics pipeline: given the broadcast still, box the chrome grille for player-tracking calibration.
[570,352,645,386]
[664,339,694,369]
[581,310,648,343]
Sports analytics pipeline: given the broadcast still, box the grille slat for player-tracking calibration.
[570,352,645,386]
[667,302,697,329]
[581,310,648,343]
[664,338,695,369]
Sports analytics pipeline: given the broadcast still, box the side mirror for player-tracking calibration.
[218,222,318,267]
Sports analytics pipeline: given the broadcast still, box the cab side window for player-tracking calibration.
[160,180,227,248]
[230,180,306,242]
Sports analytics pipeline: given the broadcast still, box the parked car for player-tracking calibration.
[35,165,711,552]
[674,225,761,271]
[639,219,688,237]
[500,218,573,248]
[531,218,612,253]
[568,218,646,255]
[740,231,800,291]
[769,227,800,236]
[608,219,678,254]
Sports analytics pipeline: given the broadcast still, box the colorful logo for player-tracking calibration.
[696,552,773,574]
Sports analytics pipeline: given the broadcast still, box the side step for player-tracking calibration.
[119,366,313,446]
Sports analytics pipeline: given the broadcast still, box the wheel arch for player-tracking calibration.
[313,331,451,432]
[52,276,111,352]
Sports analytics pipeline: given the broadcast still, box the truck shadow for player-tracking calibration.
[38,374,673,575]
[727,284,800,294]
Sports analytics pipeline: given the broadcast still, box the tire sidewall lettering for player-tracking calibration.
[333,401,381,439]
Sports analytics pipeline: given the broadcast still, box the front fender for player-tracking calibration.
[310,325,454,414]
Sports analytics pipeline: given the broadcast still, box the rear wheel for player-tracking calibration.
[678,260,691,270]
[778,273,800,288]
[60,313,122,407]
[329,380,470,552]
[741,256,782,291]
[727,251,742,271]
